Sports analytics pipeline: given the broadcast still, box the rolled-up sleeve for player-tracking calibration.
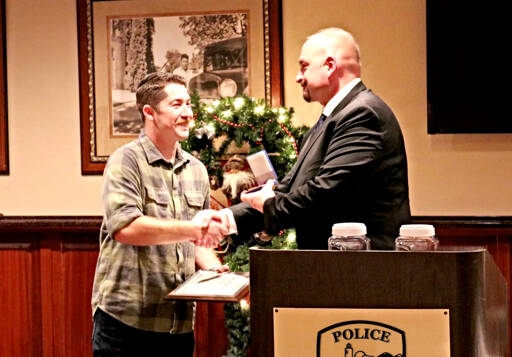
[102,148,144,237]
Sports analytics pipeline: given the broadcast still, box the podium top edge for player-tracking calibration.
[249,247,487,253]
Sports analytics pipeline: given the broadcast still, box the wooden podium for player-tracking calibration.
[250,248,509,356]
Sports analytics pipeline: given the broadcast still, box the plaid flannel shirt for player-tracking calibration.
[91,132,209,333]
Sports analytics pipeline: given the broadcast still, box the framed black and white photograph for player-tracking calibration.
[77,0,282,174]
[109,12,249,136]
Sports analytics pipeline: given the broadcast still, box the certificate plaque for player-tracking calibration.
[165,270,250,302]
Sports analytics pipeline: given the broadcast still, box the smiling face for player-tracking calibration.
[145,83,193,142]
[295,29,362,106]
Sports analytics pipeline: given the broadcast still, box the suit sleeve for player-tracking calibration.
[263,104,385,234]
[228,202,266,245]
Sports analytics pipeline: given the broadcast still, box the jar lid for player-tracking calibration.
[332,223,367,236]
[399,224,435,237]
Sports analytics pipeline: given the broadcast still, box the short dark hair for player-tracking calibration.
[180,54,189,61]
[136,72,186,122]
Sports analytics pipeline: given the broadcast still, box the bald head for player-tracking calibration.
[306,27,361,76]
[296,28,361,105]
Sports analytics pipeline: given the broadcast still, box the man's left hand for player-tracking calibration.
[240,179,276,213]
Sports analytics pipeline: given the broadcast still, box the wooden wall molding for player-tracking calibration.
[0,216,102,232]
[0,215,512,228]
[1,215,510,356]
[413,216,512,228]
[2,215,512,231]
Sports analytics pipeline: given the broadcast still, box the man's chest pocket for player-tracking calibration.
[184,191,204,219]
[144,187,171,218]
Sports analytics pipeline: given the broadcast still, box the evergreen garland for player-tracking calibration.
[223,303,250,357]
[182,94,305,356]
[182,94,308,185]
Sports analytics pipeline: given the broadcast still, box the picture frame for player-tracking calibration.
[77,0,283,174]
[0,0,8,175]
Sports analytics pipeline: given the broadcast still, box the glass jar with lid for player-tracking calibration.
[328,223,370,251]
[395,224,438,251]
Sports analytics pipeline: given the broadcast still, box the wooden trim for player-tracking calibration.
[268,0,283,107]
[412,216,512,228]
[0,0,9,175]
[2,215,512,232]
[0,216,102,232]
[0,242,31,249]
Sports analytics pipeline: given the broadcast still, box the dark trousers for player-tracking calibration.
[92,308,195,357]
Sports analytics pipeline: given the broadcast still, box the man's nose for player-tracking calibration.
[181,105,193,118]
[295,71,302,83]
[296,70,305,84]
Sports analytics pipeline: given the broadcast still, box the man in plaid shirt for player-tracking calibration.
[91,72,227,356]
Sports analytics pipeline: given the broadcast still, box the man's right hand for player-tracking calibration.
[192,210,229,248]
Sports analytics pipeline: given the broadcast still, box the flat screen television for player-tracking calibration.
[426,1,510,134]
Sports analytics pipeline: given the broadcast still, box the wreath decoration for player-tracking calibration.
[182,94,307,356]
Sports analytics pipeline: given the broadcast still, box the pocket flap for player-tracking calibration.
[184,191,204,208]
[146,188,170,204]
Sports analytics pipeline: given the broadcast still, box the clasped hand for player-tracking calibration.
[192,209,230,248]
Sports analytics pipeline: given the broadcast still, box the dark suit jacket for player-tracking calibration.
[230,81,410,250]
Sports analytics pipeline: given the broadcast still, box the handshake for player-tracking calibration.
[191,209,233,248]
[190,179,277,248]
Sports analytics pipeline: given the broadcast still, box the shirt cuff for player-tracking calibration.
[221,208,238,235]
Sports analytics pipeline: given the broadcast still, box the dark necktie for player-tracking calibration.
[300,113,327,152]
[311,113,326,135]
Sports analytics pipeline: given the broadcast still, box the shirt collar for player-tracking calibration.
[322,78,361,117]
[139,132,188,167]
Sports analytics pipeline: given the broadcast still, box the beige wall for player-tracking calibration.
[1,0,103,215]
[0,0,510,216]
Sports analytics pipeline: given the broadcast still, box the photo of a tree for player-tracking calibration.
[109,12,249,136]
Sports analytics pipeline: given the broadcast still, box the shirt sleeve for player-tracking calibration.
[102,148,144,238]
[221,208,238,235]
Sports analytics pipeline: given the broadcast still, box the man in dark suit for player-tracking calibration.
[225,27,410,250]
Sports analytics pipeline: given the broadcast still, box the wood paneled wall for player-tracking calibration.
[0,216,510,357]
[0,216,228,357]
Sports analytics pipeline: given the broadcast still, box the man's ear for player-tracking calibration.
[142,104,155,122]
[325,56,337,78]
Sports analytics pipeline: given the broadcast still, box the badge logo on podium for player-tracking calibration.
[316,320,405,357]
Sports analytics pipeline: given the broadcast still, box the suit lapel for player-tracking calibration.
[284,82,367,189]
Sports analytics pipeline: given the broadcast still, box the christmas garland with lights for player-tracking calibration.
[183,94,307,357]
[182,94,307,186]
